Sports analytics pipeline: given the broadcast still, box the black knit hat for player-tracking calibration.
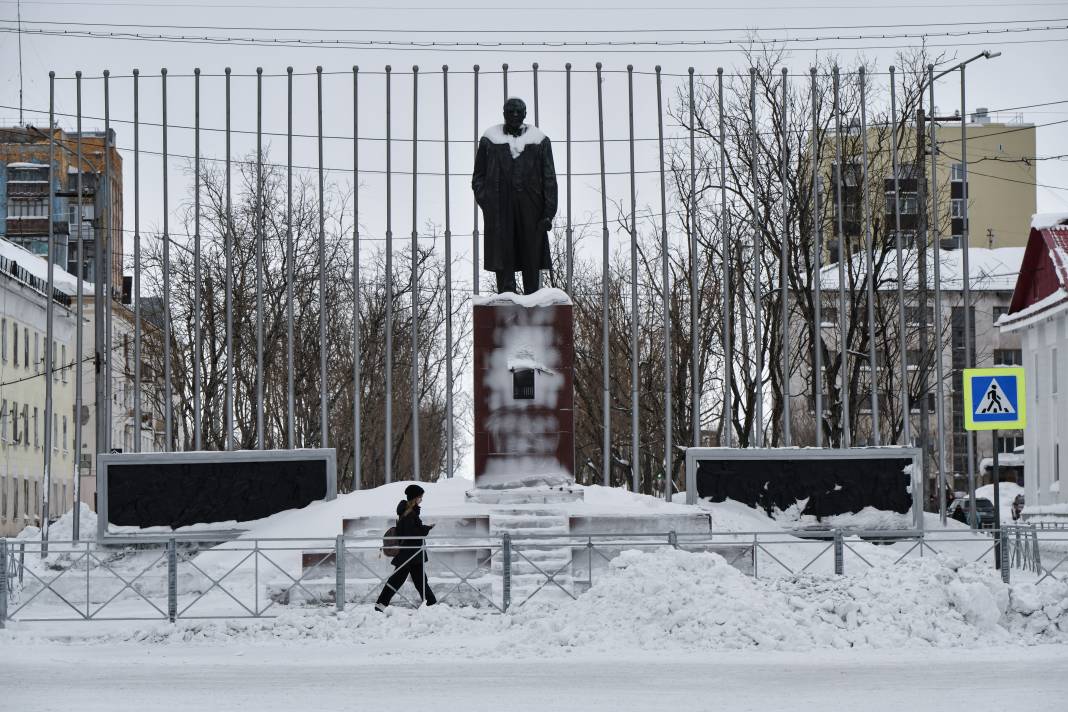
[404,484,425,501]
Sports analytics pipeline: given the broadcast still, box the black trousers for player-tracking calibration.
[376,558,437,607]
[495,269,541,294]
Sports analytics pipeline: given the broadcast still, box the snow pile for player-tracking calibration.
[975,482,1026,525]
[16,502,97,543]
[88,548,1068,653]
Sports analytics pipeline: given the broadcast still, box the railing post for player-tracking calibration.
[752,534,758,579]
[999,528,1010,584]
[0,538,8,628]
[335,535,346,612]
[668,530,678,550]
[501,533,511,612]
[167,538,177,623]
[833,530,844,575]
[1032,527,1042,575]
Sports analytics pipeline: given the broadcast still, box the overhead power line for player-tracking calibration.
[5,15,1065,34]
[1,0,1065,10]
[0,23,1065,54]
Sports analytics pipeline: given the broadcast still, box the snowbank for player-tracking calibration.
[89,549,1068,653]
[975,482,1026,525]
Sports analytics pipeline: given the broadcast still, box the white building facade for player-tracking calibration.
[999,216,1068,517]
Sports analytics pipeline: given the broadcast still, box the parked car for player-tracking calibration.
[948,497,997,528]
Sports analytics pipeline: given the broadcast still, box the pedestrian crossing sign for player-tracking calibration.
[963,367,1027,431]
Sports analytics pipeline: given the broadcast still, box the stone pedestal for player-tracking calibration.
[471,289,576,498]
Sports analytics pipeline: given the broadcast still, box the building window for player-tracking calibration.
[993,306,1010,322]
[5,197,48,217]
[22,404,29,450]
[33,406,39,449]
[906,306,935,327]
[1,475,6,520]
[951,163,965,181]
[34,332,40,374]
[23,327,29,370]
[950,198,966,219]
[61,344,67,382]
[23,479,29,519]
[1,318,5,362]
[62,415,68,451]
[997,435,1024,454]
[53,412,58,451]
[11,401,18,444]
[993,349,1022,366]
[0,399,6,444]
[1035,352,1040,402]
[13,323,18,367]
[1053,347,1060,395]
[1056,443,1061,483]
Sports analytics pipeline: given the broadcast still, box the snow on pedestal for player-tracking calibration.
[471,289,577,501]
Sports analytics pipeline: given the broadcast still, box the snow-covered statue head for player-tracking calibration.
[471,96,559,295]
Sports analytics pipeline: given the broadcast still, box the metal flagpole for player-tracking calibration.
[810,67,824,448]
[689,67,699,451]
[720,68,732,448]
[443,65,454,478]
[859,67,880,445]
[502,63,508,101]
[532,62,539,127]
[411,65,421,480]
[472,64,480,296]
[780,67,792,447]
[224,68,234,450]
[256,68,265,450]
[960,65,977,527]
[352,65,360,484]
[95,71,107,459]
[565,63,573,294]
[194,68,202,450]
[656,66,672,495]
[317,66,328,449]
[104,73,113,454]
[889,66,911,444]
[385,65,394,483]
[929,65,949,525]
[832,66,851,448]
[750,67,763,447]
[42,71,54,555]
[161,68,172,452]
[596,62,610,487]
[287,67,296,447]
[627,65,639,493]
[73,70,85,537]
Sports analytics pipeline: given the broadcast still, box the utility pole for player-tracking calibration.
[915,109,931,500]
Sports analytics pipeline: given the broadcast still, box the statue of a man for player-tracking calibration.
[472,97,558,294]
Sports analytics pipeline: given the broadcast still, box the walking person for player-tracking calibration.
[375,485,437,611]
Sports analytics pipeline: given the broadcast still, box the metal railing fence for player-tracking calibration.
[2,525,1064,627]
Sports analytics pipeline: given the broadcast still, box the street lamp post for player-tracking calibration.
[929,50,1001,528]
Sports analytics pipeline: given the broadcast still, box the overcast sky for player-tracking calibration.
[3,0,1066,266]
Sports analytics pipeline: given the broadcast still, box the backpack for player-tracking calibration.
[382,524,401,558]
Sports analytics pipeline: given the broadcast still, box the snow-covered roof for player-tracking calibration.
[819,247,1023,292]
[998,221,1068,332]
[4,161,49,170]
[1030,212,1068,231]
[0,237,89,297]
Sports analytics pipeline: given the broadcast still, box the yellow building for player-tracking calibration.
[824,111,1036,254]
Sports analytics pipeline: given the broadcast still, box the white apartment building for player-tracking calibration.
[0,239,78,537]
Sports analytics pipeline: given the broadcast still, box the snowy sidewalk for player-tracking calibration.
[2,643,1065,712]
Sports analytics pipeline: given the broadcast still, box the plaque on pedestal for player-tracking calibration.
[470,288,578,502]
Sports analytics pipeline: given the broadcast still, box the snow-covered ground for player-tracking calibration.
[2,643,1065,712]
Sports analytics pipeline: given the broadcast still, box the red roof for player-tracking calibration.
[1002,222,1068,326]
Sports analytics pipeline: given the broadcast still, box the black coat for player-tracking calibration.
[391,500,433,567]
[471,124,558,272]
